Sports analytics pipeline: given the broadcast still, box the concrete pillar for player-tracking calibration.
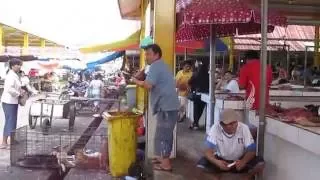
[314,26,319,67]
[228,37,234,71]
[147,0,177,158]
[0,25,3,55]
[40,39,46,56]
[136,0,148,111]
[22,33,29,55]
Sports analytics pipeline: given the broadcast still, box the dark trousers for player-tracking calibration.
[2,103,18,137]
[198,156,264,173]
[193,98,206,126]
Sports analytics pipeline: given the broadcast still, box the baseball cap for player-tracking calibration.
[220,109,240,125]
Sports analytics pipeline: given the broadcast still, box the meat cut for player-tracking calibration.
[266,106,320,127]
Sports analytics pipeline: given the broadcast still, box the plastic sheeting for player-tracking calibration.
[86,51,125,69]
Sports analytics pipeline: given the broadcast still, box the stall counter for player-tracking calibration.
[249,112,320,180]
[201,93,246,133]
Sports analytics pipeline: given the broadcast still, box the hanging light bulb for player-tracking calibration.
[19,16,22,24]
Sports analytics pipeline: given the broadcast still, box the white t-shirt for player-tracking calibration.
[89,80,104,96]
[206,122,255,161]
[223,79,240,93]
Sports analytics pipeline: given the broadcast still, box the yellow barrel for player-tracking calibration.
[104,112,140,177]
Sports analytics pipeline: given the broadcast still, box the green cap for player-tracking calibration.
[140,36,153,49]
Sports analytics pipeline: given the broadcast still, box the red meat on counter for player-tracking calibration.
[278,108,320,126]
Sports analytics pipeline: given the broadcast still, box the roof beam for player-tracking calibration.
[234,37,314,42]
[269,3,320,13]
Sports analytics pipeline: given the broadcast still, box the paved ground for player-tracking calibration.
[0,94,241,179]
[0,96,38,169]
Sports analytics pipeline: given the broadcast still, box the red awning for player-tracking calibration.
[176,0,286,41]
[234,25,314,51]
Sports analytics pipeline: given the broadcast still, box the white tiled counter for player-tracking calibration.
[249,112,320,180]
[201,93,246,134]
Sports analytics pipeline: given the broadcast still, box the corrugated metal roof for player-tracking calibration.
[234,25,315,51]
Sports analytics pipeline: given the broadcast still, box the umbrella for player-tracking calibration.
[175,0,286,132]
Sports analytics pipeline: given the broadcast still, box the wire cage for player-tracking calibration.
[10,125,108,171]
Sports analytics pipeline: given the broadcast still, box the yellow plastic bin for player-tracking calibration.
[104,111,141,177]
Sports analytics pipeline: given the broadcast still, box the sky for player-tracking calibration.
[0,0,140,48]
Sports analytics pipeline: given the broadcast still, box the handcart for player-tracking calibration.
[70,96,121,114]
[28,94,76,132]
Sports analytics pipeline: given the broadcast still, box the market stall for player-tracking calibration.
[187,87,320,134]
[247,95,320,180]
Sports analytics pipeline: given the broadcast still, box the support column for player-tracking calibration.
[22,33,29,55]
[147,0,176,158]
[40,39,46,56]
[153,0,175,71]
[228,37,234,71]
[314,26,319,67]
[0,25,3,55]
[258,1,268,176]
[136,0,148,111]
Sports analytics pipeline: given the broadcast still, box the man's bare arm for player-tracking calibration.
[205,149,230,171]
[240,151,255,164]
[132,78,153,90]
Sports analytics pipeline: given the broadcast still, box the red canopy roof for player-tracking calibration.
[176,0,286,41]
[234,25,314,51]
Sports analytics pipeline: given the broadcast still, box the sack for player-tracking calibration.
[187,92,201,101]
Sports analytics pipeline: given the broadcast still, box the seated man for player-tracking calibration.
[216,71,240,93]
[197,109,264,180]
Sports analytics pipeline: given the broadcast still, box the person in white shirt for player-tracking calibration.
[197,109,264,180]
[0,59,23,149]
[20,71,37,95]
[86,74,104,112]
[216,71,240,93]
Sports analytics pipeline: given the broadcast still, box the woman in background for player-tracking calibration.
[87,74,104,112]
[1,59,23,149]
[188,60,209,130]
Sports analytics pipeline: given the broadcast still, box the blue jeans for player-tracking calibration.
[2,103,18,137]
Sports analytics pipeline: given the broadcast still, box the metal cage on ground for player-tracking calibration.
[10,126,108,171]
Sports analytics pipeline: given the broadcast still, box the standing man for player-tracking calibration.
[132,44,180,171]
[176,60,193,122]
[239,51,273,110]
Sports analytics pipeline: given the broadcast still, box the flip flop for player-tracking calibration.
[0,144,7,149]
[151,158,161,164]
[153,164,172,172]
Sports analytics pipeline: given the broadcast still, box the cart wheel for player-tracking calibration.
[28,106,37,129]
[42,118,50,135]
[75,102,82,112]
[69,103,76,131]
[29,116,38,129]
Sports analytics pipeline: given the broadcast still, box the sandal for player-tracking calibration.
[151,158,161,164]
[0,144,8,149]
[153,164,172,172]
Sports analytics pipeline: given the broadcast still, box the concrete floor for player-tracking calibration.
[154,121,244,180]
[0,96,242,180]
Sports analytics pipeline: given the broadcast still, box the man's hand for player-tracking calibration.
[215,160,230,171]
[131,77,153,90]
[131,77,138,84]
[235,160,247,171]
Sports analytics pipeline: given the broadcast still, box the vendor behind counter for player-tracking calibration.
[238,50,273,110]
[216,71,239,93]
